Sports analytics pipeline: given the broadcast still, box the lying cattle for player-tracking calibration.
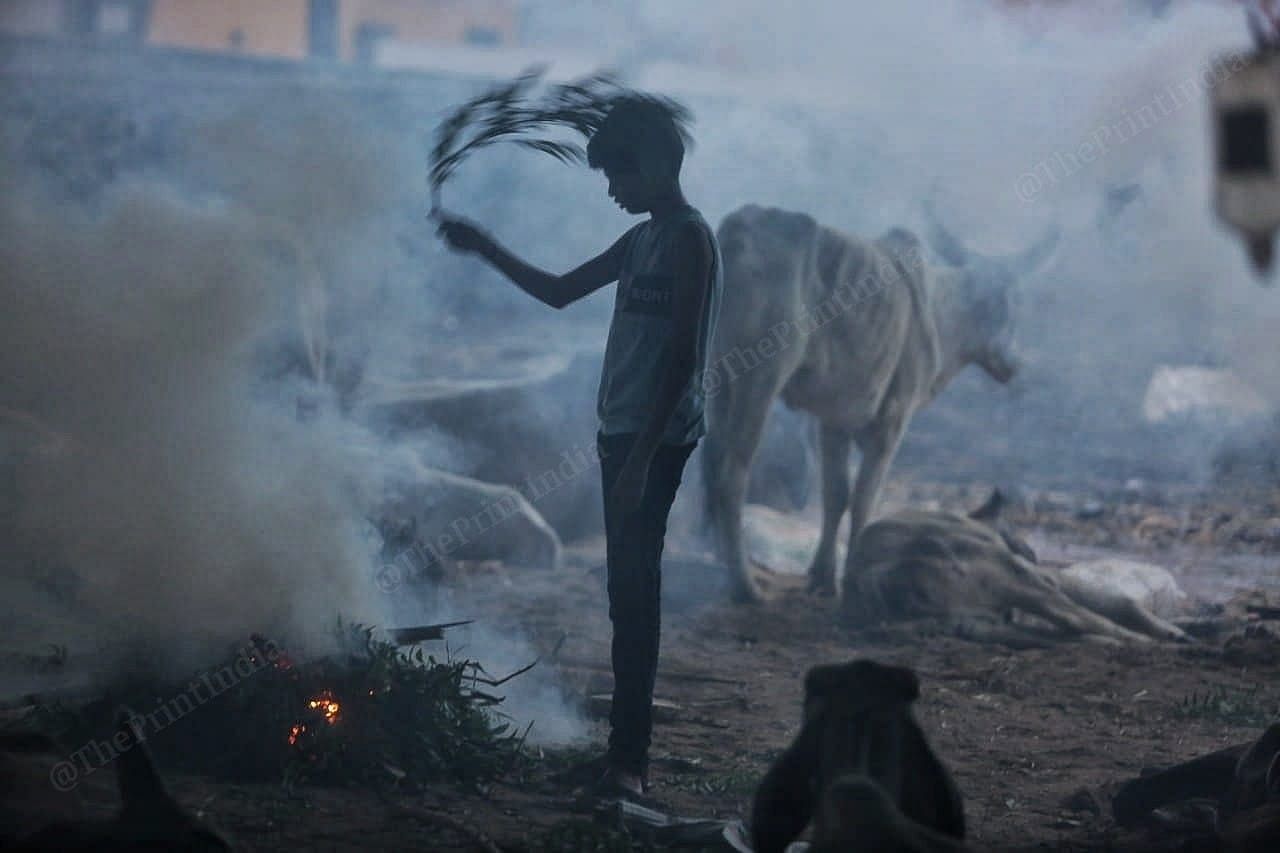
[357,351,606,541]
[840,507,1189,645]
[1,709,230,851]
[370,456,562,578]
[751,659,967,853]
[702,201,1057,602]
[1113,723,1280,852]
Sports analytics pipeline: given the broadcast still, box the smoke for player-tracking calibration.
[0,171,384,681]
[519,0,1280,486]
[0,75,588,741]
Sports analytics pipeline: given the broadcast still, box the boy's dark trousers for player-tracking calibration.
[597,431,696,779]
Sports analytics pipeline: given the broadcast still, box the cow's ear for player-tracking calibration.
[114,708,172,815]
[804,663,842,702]
[882,665,920,703]
[847,660,920,705]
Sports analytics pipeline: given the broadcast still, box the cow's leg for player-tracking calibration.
[1002,570,1153,644]
[807,421,854,595]
[838,417,907,589]
[703,372,785,604]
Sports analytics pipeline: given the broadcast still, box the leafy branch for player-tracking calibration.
[426,66,692,216]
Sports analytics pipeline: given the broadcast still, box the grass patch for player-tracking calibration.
[1172,683,1280,728]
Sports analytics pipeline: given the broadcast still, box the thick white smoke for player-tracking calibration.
[0,83,588,742]
[0,172,385,681]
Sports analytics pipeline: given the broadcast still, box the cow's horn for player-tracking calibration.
[920,189,971,268]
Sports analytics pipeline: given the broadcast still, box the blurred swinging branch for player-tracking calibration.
[426,65,693,216]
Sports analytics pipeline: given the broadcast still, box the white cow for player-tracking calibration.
[701,202,1058,603]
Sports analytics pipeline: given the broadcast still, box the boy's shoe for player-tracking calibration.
[592,765,645,799]
[579,765,670,812]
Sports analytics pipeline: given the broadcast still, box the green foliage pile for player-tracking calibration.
[17,620,530,792]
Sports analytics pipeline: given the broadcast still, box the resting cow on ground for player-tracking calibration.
[702,201,1058,602]
[840,505,1189,645]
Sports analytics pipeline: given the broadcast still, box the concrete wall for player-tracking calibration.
[340,0,517,61]
[0,0,519,61]
[149,0,310,58]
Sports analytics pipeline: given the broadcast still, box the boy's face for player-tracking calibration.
[604,165,656,214]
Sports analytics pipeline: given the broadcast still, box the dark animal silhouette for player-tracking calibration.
[751,659,966,853]
[1,709,230,851]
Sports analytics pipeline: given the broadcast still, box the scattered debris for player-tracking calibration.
[387,620,474,645]
[1075,500,1106,520]
[593,798,752,852]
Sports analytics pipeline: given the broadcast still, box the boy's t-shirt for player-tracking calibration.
[597,205,723,445]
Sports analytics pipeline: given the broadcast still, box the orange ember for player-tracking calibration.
[308,691,340,724]
[288,690,341,746]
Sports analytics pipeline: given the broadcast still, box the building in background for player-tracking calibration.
[0,0,519,62]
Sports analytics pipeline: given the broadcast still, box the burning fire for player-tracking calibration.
[309,691,340,724]
[288,691,340,746]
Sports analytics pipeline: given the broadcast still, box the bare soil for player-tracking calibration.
[91,479,1280,852]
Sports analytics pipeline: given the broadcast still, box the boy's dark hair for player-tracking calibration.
[586,94,694,181]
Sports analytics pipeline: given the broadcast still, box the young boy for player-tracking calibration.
[435,96,722,798]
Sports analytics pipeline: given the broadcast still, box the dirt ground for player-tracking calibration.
[74,477,1269,853]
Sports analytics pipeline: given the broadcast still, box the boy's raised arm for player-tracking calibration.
[437,215,630,309]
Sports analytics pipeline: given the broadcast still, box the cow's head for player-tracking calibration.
[922,196,1059,385]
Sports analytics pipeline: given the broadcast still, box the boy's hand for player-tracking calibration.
[436,215,493,256]
[609,453,649,518]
